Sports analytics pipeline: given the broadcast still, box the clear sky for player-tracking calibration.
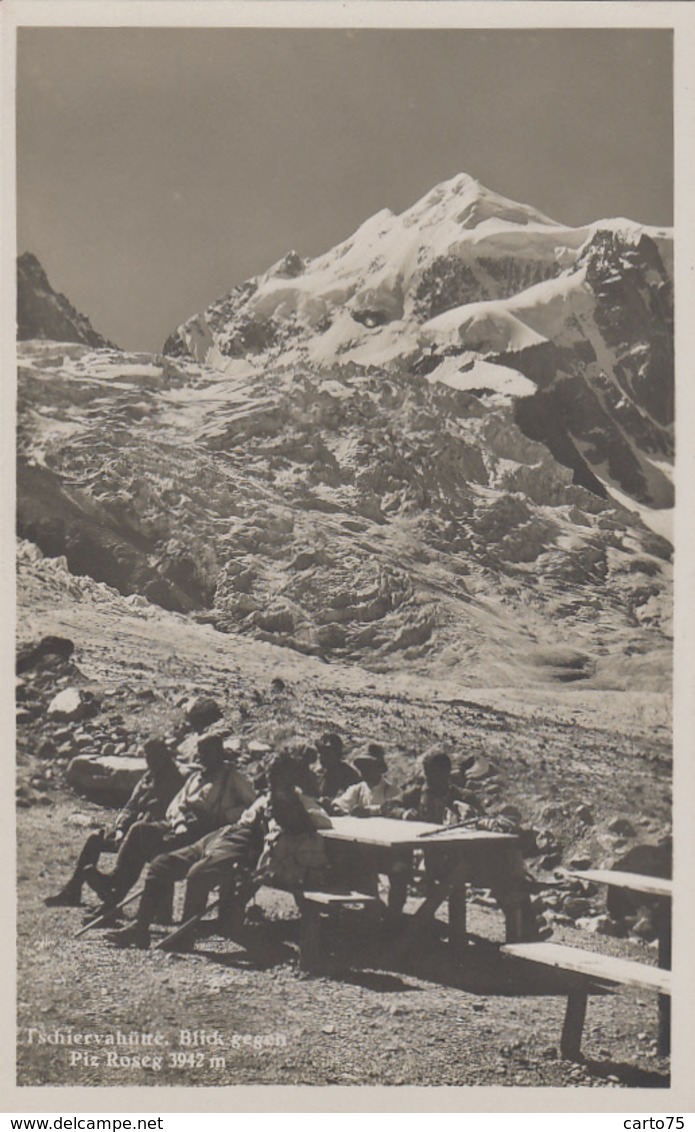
[16,27,672,353]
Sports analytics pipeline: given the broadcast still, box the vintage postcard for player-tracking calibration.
[2,0,694,1114]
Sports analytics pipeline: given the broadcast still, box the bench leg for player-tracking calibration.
[657,994,670,1057]
[656,900,671,1057]
[503,899,525,944]
[560,990,588,1061]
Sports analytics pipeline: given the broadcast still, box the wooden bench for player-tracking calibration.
[568,868,672,1056]
[297,890,382,972]
[568,869,672,900]
[500,941,672,1061]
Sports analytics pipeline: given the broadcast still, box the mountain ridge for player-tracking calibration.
[17,252,117,350]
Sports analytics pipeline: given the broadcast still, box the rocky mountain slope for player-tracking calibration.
[16,174,673,687]
[17,252,116,349]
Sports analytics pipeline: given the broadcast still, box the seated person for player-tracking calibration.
[83,734,256,910]
[331,753,400,817]
[240,753,332,888]
[106,754,331,950]
[400,748,522,833]
[45,737,184,907]
[391,749,482,825]
[288,741,321,798]
[331,751,406,913]
[313,731,359,805]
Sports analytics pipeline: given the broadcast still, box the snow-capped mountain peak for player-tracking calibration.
[164,172,672,526]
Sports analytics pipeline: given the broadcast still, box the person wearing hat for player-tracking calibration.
[314,731,360,805]
[84,734,255,911]
[106,754,331,950]
[331,752,400,817]
[331,751,409,913]
[391,749,483,826]
[365,743,388,773]
[45,738,184,908]
[234,753,332,889]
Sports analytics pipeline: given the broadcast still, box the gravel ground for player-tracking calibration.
[17,797,669,1090]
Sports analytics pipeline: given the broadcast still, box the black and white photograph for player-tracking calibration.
[6,1,692,1104]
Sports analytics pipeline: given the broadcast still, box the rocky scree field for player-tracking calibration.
[15,545,671,1087]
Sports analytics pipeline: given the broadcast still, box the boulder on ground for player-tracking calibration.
[16,636,74,674]
[612,840,672,877]
[575,804,593,825]
[538,803,563,822]
[607,816,636,838]
[248,739,272,755]
[47,687,99,723]
[177,731,242,763]
[604,840,672,920]
[562,896,594,920]
[66,754,145,803]
[176,733,201,762]
[576,914,624,937]
[183,695,223,732]
[567,855,593,870]
[535,828,561,852]
[459,754,495,781]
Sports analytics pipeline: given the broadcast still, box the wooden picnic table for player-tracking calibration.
[318,816,529,952]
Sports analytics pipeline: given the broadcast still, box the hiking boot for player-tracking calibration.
[105,924,151,950]
[44,886,82,907]
[83,865,116,903]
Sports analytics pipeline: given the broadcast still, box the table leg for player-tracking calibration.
[448,880,468,952]
[391,859,470,959]
[470,843,534,942]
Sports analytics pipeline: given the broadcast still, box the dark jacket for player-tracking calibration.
[115,762,185,834]
[390,781,482,825]
[315,760,360,802]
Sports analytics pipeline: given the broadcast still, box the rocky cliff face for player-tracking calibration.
[17,253,116,349]
[17,174,673,686]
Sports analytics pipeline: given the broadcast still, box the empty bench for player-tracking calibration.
[298,889,381,972]
[500,941,672,1061]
